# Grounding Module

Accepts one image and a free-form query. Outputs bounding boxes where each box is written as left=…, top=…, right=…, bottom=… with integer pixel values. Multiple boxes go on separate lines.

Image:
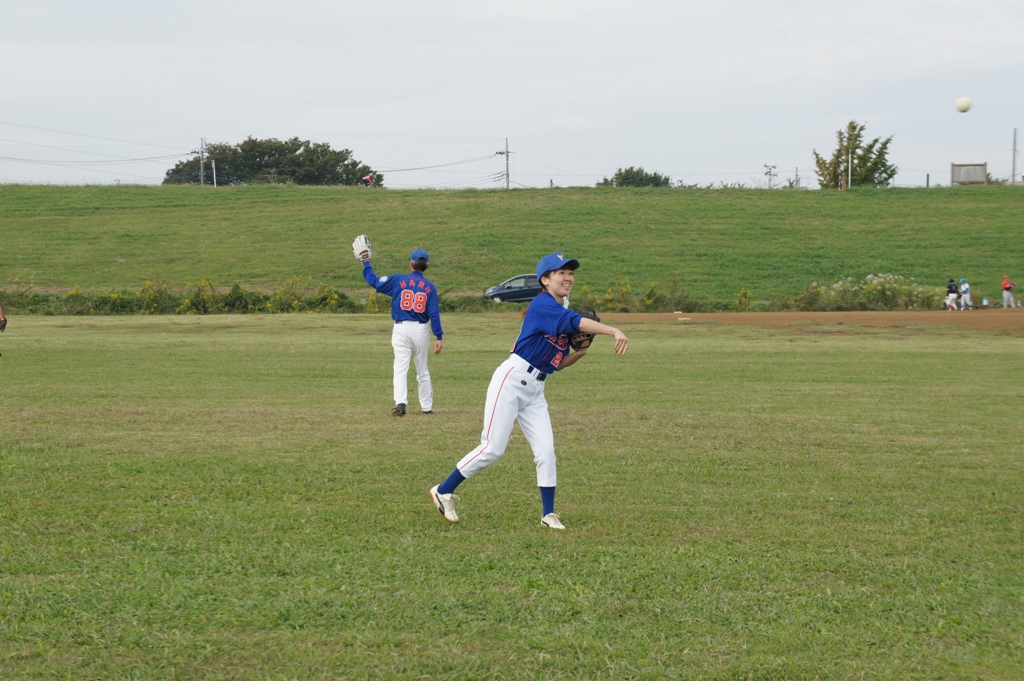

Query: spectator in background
left=1002, top=275, right=1017, bottom=308
left=959, top=278, right=973, bottom=310
left=945, top=279, right=959, bottom=311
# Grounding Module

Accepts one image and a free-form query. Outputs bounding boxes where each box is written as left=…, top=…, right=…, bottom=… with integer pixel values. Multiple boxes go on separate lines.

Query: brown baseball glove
left=569, top=306, right=599, bottom=351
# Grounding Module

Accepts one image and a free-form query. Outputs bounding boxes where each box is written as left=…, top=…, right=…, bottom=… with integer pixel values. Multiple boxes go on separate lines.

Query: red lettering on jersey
left=544, top=334, right=570, bottom=351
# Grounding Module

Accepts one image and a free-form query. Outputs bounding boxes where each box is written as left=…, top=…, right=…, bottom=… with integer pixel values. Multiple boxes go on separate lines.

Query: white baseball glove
left=352, top=234, right=372, bottom=262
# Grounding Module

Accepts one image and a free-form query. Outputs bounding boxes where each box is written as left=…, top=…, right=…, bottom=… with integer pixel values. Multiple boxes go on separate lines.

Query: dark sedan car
left=484, top=274, right=542, bottom=303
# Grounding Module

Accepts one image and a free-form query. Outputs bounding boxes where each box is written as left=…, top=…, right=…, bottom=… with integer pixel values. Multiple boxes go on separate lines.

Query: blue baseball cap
left=536, top=252, right=580, bottom=279
left=410, top=249, right=429, bottom=262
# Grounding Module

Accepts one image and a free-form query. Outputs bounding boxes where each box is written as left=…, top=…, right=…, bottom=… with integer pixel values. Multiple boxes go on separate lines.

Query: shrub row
left=776, top=274, right=945, bottom=312
left=0, top=277, right=504, bottom=316
left=0, top=274, right=946, bottom=316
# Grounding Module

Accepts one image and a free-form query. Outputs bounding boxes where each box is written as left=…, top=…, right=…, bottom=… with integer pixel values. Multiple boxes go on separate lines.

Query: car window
left=507, top=277, right=526, bottom=288
left=526, top=276, right=538, bottom=287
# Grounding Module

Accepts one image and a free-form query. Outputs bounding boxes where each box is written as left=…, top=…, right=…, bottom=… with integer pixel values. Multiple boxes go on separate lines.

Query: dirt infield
left=607, top=309, right=1024, bottom=334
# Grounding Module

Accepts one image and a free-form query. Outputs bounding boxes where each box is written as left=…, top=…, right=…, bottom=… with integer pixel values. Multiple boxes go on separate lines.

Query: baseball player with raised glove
left=353, top=234, right=444, bottom=416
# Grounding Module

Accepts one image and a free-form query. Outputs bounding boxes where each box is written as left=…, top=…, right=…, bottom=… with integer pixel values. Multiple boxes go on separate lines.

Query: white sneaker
left=429, top=485, right=459, bottom=523
left=541, top=513, right=565, bottom=530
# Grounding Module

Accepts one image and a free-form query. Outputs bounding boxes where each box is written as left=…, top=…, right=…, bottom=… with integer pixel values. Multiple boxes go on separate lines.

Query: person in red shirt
left=1002, top=275, right=1017, bottom=308
left=0, top=305, right=6, bottom=357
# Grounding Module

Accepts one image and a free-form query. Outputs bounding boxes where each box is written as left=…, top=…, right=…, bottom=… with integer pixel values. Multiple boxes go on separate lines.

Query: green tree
left=597, top=166, right=671, bottom=188
left=813, top=121, right=897, bottom=189
left=163, top=137, right=380, bottom=186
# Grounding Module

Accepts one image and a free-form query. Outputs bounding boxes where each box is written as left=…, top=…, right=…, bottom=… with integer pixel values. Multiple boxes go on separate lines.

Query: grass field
left=2, top=314, right=1021, bottom=679
left=2, top=184, right=1022, bottom=307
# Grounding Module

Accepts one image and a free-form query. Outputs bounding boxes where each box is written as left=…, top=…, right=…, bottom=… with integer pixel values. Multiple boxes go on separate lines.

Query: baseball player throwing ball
left=353, top=235, right=443, bottom=416
left=429, top=252, right=629, bottom=530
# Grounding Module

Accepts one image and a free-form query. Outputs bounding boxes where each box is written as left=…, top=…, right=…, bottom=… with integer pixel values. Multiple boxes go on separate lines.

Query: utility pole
left=764, top=164, right=777, bottom=189
left=200, top=138, right=206, bottom=186
left=1013, top=128, right=1018, bottom=186
left=496, top=138, right=510, bottom=189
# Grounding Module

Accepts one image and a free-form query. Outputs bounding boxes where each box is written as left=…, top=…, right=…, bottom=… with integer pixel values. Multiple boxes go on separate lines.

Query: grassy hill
left=2, top=184, right=1021, bottom=308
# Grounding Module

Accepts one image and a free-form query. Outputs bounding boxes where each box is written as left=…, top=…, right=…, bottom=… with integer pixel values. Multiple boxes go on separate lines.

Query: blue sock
left=540, top=486, right=556, bottom=516
left=438, top=469, right=466, bottom=495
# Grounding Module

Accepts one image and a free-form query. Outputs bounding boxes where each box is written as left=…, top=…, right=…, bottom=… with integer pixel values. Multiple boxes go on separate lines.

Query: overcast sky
left=2, top=0, right=1022, bottom=189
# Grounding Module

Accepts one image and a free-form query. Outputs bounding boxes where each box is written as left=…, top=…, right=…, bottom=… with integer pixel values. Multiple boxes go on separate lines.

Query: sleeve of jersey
left=536, top=300, right=581, bottom=337
left=428, top=291, right=443, bottom=340
left=362, top=263, right=396, bottom=295
left=361, top=262, right=382, bottom=290
left=559, top=308, right=583, bottom=336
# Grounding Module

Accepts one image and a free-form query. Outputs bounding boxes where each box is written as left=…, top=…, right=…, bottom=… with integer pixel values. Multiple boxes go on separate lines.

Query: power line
left=0, top=157, right=165, bottom=181
left=0, top=153, right=190, bottom=166
left=0, top=119, right=188, bottom=151
left=378, top=154, right=496, bottom=173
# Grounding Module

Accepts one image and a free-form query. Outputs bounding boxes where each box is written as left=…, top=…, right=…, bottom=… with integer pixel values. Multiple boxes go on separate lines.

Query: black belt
left=527, top=365, right=547, bottom=381
left=395, top=320, right=426, bottom=325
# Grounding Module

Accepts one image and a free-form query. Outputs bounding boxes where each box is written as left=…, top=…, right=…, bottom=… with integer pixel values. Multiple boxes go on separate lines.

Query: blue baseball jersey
left=363, top=263, right=443, bottom=340
left=510, top=292, right=582, bottom=374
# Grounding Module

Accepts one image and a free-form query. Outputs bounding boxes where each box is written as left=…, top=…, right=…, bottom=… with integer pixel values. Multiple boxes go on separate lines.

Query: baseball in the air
left=955, top=97, right=971, bottom=113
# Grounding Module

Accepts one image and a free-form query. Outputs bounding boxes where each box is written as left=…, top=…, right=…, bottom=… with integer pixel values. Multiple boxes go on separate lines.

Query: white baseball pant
left=960, top=292, right=972, bottom=310
left=392, top=321, right=433, bottom=411
left=1003, top=291, right=1017, bottom=308
left=455, top=354, right=557, bottom=487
